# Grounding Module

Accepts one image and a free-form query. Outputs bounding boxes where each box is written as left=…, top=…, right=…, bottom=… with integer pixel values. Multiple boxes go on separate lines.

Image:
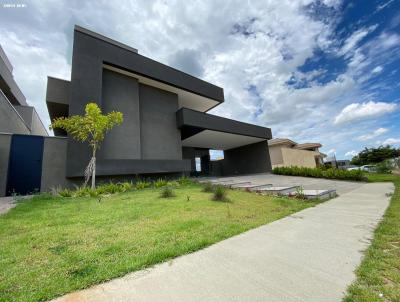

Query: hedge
left=272, top=166, right=366, bottom=181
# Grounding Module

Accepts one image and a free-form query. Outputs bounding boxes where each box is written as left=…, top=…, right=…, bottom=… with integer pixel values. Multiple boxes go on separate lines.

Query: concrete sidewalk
left=52, top=182, right=394, bottom=302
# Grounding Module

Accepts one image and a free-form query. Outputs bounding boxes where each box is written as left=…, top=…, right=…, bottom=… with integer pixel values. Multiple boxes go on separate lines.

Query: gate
left=6, top=135, right=44, bottom=196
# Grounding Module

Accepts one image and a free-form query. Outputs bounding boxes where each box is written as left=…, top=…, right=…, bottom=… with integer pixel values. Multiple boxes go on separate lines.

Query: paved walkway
left=0, top=196, right=17, bottom=215
left=53, top=182, right=394, bottom=302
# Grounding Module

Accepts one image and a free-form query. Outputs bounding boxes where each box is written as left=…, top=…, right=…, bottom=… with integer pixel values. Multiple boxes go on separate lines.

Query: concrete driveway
left=52, top=181, right=393, bottom=302
left=199, top=173, right=364, bottom=195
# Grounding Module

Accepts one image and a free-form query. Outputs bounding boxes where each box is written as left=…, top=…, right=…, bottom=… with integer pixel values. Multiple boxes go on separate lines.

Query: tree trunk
left=91, top=148, right=96, bottom=190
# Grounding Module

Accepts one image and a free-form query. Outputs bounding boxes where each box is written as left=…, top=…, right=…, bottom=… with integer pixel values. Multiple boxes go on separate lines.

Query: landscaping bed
left=0, top=182, right=321, bottom=302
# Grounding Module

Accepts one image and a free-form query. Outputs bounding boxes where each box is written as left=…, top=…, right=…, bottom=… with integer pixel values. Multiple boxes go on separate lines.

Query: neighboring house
left=268, top=138, right=325, bottom=168
left=0, top=45, right=48, bottom=136
left=0, top=25, right=273, bottom=196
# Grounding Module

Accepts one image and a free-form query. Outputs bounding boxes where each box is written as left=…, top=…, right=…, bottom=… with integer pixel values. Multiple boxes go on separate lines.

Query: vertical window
left=195, top=157, right=201, bottom=172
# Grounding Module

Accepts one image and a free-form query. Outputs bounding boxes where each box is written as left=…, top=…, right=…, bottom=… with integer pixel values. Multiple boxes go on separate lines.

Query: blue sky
left=0, top=0, right=399, bottom=159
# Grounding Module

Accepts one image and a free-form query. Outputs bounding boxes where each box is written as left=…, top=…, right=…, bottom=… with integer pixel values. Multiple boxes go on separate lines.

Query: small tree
left=50, top=102, right=123, bottom=189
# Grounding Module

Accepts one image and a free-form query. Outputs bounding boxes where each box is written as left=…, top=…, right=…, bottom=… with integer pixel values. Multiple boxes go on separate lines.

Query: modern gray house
left=0, top=25, right=272, bottom=196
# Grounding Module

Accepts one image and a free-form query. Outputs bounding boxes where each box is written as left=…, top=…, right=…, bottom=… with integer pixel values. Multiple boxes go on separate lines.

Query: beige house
left=268, top=138, right=326, bottom=168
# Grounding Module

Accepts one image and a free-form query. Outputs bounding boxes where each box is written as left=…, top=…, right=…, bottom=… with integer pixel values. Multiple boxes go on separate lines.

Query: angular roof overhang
left=74, top=25, right=224, bottom=112
left=177, top=108, right=272, bottom=150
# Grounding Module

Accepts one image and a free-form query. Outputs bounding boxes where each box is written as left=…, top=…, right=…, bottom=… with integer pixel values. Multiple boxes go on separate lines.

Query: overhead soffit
left=182, top=129, right=266, bottom=150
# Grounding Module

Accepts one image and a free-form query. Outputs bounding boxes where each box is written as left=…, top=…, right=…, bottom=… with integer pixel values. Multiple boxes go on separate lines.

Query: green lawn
left=345, top=173, right=400, bottom=301
left=0, top=183, right=320, bottom=302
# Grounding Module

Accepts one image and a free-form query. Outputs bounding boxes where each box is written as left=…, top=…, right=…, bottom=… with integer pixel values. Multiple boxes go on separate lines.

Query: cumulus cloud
left=334, top=101, right=397, bottom=124
left=382, top=138, right=400, bottom=145
left=357, top=127, right=388, bottom=141
left=345, top=150, right=358, bottom=157
left=0, top=0, right=399, bottom=158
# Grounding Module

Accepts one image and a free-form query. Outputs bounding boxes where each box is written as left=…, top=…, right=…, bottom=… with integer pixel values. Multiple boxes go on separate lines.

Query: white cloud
left=382, top=138, right=400, bottom=145
left=345, top=150, right=358, bottom=157
left=357, top=127, right=388, bottom=141
left=334, top=101, right=397, bottom=124
left=327, top=148, right=336, bottom=155
left=338, top=25, right=377, bottom=57
left=371, top=65, right=383, bottom=74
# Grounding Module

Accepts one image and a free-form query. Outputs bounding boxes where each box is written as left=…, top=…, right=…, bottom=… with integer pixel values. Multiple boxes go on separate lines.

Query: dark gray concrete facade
left=11, top=24, right=275, bottom=195
left=223, top=141, right=272, bottom=175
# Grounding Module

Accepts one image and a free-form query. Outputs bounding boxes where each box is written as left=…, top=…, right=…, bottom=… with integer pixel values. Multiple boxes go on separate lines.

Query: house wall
left=223, top=140, right=271, bottom=175
left=0, top=93, right=30, bottom=135
left=139, top=83, right=182, bottom=160
left=268, top=145, right=284, bottom=166
left=40, top=136, right=72, bottom=192
left=100, top=68, right=141, bottom=159
left=275, top=147, right=319, bottom=168
left=15, top=105, right=48, bottom=136
left=0, top=133, right=12, bottom=196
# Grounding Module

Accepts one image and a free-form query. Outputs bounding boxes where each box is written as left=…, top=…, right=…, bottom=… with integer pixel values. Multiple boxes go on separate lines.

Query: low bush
left=212, top=185, right=228, bottom=202
left=135, top=180, right=151, bottom=190
left=202, top=182, right=215, bottom=193
left=54, top=182, right=134, bottom=198
left=272, top=166, right=366, bottom=181
left=376, top=159, right=393, bottom=174
left=160, top=186, right=176, bottom=198
left=177, top=176, right=193, bottom=186
left=154, top=178, right=168, bottom=188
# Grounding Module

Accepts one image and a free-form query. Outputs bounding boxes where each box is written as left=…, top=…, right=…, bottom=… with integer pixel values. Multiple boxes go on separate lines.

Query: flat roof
left=177, top=108, right=271, bottom=150
left=75, top=25, right=138, bottom=53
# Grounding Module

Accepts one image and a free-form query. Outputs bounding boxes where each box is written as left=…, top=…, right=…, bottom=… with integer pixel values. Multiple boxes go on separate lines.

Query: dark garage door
left=6, top=135, right=44, bottom=196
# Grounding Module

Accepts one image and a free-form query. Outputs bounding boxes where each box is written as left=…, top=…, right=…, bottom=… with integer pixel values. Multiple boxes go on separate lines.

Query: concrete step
left=218, top=181, right=252, bottom=188
left=255, top=186, right=299, bottom=195
left=234, top=184, right=273, bottom=190
left=287, top=189, right=337, bottom=200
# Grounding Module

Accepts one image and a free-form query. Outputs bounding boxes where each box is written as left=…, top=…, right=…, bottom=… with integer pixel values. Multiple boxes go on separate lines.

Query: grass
left=0, top=183, right=321, bottom=302
left=344, top=173, right=400, bottom=301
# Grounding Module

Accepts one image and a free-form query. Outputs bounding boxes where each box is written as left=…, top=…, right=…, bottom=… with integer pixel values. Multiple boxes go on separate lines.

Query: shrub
left=135, top=180, right=151, bottom=190
left=160, top=186, right=176, bottom=198
left=177, top=176, right=192, bottom=186
left=294, top=186, right=306, bottom=200
left=166, top=180, right=180, bottom=187
left=212, top=185, right=228, bottom=202
left=202, top=182, right=214, bottom=192
left=154, top=178, right=168, bottom=188
left=51, top=186, right=73, bottom=197
left=73, top=185, right=92, bottom=197
left=272, top=166, right=365, bottom=181
left=96, top=182, right=133, bottom=194
left=376, top=160, right=393, bottom=174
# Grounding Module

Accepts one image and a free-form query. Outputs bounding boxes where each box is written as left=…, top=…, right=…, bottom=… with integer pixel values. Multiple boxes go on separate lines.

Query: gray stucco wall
left=0, top=133, right=11, bottom=196
left=222, top=140, right=272, bottom=175
left=15, top=105, right=48, bottom=136
left=100, top=69, right=141, bottom=159
left=0, top=93, right=30, bottom=134
left=139, top=84, right=182, bottom=160
left=40, top=136, right=72, bottom=192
